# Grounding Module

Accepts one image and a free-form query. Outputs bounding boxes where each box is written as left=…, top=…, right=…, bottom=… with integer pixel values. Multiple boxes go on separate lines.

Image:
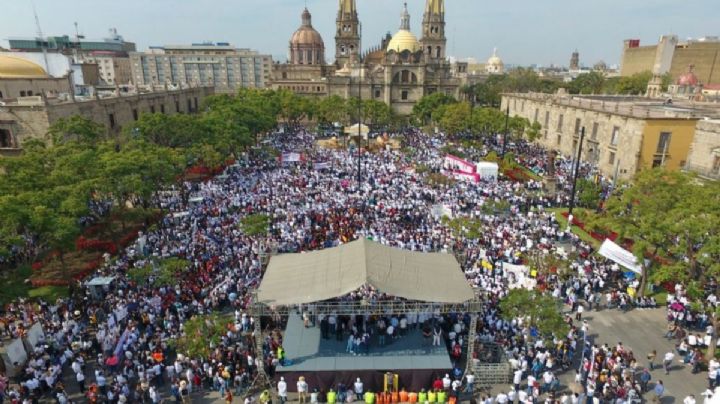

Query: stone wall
left=0, top=86, right=214, bottom=148
left=686, top=119, right=720, bottom=180
left=502, top=94, right=652, bottom=180
left=0, top=77, right=72, bottom=100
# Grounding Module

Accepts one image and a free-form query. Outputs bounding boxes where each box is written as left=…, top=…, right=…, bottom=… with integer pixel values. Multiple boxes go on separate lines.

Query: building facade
left=502, top=93, right=720, bottom=180
left=685, top=119, right=720, bottom=180
left=271, top=0, right=461, bottom=116
left=0, top=54, right=71, bottom=100
left=130, top=44, right=272, bottom=93
left=621, top=35, right=720, bottom=85
left=0, top=86, right=213, bottom=150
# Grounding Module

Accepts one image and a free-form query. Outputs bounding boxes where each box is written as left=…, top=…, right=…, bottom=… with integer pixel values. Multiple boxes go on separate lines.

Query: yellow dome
left=386, top=30, right=420, bottom=53
left=0, top=54, right=47, bottom=78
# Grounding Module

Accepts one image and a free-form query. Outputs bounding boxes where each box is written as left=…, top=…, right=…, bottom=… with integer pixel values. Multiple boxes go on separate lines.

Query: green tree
left=240, top=214, right=270, bottom=236
left=614, top=71, right=654, bottom=95
left=568, top=71, right=606, bottom=95
left=48, top=115, right=105, bottom=145
left=412, top=93, right=457, bottom=125
left=499, top=289, right=569, bottom=337
left=576, top=178, right=603, bottom=210
left=173, top=313, right=230, bottom=359
left=438, top=102, right=472, bottom=135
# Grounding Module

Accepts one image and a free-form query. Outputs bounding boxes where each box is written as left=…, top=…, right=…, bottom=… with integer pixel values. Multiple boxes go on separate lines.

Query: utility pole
left=568, top=127, right=586, bottom=215
left=357, top=70, right=362, bottom=186
left=501, top=105, right=510, bottom=157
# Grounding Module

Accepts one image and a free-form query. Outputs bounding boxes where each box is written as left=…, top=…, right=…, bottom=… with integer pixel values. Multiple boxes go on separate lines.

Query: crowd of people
left=0, top=126, right=705, bottom=403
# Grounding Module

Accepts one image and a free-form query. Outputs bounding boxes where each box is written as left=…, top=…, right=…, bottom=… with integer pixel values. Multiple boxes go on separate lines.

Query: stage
left=275, top=313, right=453, bottom=392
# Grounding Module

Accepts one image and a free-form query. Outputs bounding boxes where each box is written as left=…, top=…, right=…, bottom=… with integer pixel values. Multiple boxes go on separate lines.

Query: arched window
left=436, top=46, right=441, bottom=58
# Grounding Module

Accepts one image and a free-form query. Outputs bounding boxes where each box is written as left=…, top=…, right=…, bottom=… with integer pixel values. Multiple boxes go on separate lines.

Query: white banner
left=5, top=338, right=27, bottom=366
left=314, top=162, right=331, bottom=170
left=501, top=262, right=536, bottom=290
left=598, top=239, right=642, bottom=274
left=26, top=323, right=45, bottom=348
left=281, top=152, right=302, bottom=162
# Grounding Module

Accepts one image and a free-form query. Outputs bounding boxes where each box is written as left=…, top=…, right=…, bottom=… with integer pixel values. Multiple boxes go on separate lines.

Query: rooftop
left=503, top=92, right=720, bottom=120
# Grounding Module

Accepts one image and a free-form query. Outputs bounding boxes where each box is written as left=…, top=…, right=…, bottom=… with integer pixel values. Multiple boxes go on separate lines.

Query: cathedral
left=271, top=0, right=462, bottom=116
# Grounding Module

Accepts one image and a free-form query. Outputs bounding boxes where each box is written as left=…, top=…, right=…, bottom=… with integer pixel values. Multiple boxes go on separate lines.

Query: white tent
left=345, top=123, right=370, bottom=139
left=476, top=162, right=499, bottom=180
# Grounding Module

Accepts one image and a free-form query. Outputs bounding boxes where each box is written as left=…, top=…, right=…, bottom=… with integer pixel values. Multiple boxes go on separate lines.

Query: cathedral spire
left=335, top=0, right=360, bottom=67
left=399, top=3, right=410, bottom=31
left=421, top=0, right=446, bottom=61
left=339, top=0, right=356, bottom=16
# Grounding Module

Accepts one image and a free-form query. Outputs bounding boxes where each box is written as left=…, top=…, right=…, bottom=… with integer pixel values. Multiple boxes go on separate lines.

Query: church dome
left=290, top=9, right=325, bottom=48
left=289, top=8, right=325, bottom=65
left=677, top=65, right=699, bottom=86
left=387, top=30, right=420, bottom=53
left=0, top=54, right=47, bottom=78
left=386, top=3, right=420, bottom=53
left=486, top=48, right=504, bottom=74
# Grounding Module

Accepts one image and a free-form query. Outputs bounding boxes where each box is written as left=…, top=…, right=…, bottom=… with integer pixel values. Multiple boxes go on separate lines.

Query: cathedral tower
left=335, top=0, right=360, bottom=67
left=420, top=0, right=446, bottom=61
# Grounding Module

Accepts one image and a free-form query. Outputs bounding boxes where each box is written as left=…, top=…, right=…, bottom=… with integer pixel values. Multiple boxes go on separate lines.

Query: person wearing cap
left=277, top=377, right=287, bottom=404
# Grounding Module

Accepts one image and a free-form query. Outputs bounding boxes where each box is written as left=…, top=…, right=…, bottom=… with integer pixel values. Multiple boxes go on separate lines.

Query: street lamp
left=568, top=126, right=586, bottom=215
left=501, top=106, right=509, bottom=158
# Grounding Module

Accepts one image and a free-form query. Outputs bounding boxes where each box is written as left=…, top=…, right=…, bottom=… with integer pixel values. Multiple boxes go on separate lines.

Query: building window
left=544, top=111, right=549, bottom=127
left=534, top=108, right=539, bottom=123
left=0, top=129, right=13, bottom=148
left=610, top=126, right=620, bottom=146
left=557, top=135, right=561, bottom=145
left=0, top=90, right=3, bottom=98
left=657, top=132, right=671, bottom=154
left=175, top=101, right=180, bottom=113
left=132, top=109, right=138, bottom=121
left=27, top=90, right=33, bottom=96
left=108, top=113, right=116, bottom=129
left=591, top=122, right=599, bottom=140
left=557, top=114, right=564, bottom=131
left=609, top=151, right=615, bottom=165
left=401, top=90, right=409, bottom=100
left=375, top=89, right=381, bottom=98
left=20, top=91, right=26, bottom=97
left=161, top=104, right=166, bottom=114
left=187, top=99, right=192, bottom=112
left=574, top=118, right=581, bottom=135
left=194, top=97, right=198, bottom=110
left=150, top=105, right=155, bottom=114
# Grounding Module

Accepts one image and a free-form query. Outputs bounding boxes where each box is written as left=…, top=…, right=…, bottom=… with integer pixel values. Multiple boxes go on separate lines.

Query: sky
left=1, top=0, right=717, bottom=67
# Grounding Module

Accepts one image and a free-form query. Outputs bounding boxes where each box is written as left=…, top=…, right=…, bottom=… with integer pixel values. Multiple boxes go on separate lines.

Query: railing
left=684, top=163, right=720, bottom=180
left=471, top=342, right=512, bottom=387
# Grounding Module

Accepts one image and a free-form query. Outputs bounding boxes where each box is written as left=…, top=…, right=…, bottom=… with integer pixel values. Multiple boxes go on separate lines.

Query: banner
left=26, top=323, right=45, bottom=348
left=442, top=170, right=480, bottom=183
left=280, top=152, right=302, bottom=162
left=443, top=154, right=476, bottom=174
left=598, top=239, right=642, bottom=274
left=5, top=338, right=27, bottom=366
left=314, top=162, right=331, bottom=170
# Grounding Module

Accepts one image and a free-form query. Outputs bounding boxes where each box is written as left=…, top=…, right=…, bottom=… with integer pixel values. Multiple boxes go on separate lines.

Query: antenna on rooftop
left=31, top=0, right=50, bottom=72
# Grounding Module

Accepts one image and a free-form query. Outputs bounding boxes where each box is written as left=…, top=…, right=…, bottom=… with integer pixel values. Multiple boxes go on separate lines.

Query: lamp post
left=357, top=70, right=362, bottom=186
left=568, top=126, right=586, bottom=215
left=501, top=105, right=509, bottom=158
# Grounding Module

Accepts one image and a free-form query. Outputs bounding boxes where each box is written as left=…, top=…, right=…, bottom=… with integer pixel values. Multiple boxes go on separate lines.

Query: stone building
left=685, top=119, right=720, bottom=180
left=621, top=35, right=720, bottom=85
left=271, top=0, right=461, bottom=116
left=502, top=92, right=720, bottom=180
left=130, top=43, right=272, bottom=93
left=0, top=54, right=71, bottom=100
left=0, top=86, right=213, bottom=150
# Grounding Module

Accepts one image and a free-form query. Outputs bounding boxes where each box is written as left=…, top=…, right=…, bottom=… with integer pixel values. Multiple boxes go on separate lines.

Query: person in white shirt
left=354, top=378, right=364, bottom=401
left=465, top=373, right=475, bottom=394
left=663, top=351, right=675, bottom=375
left=683, top=394, right=696, bottom=404
left=496, top=391, right=509, bottom=403
left=442, top=374, right=451, bottom=389
left=297, top=376, right=309, bottom=403
left=277, top=377, right=288, bottom=404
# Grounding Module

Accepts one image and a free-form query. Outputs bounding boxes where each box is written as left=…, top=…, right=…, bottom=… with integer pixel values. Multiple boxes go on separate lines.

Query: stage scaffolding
left=247, top=290, right=513, bottom=393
